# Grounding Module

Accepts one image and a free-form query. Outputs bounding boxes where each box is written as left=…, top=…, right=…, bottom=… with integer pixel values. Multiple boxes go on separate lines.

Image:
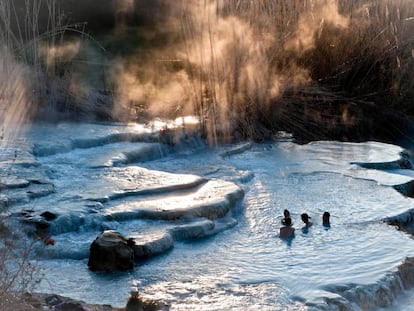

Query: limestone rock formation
left=88, top=230, right=134, bottom=271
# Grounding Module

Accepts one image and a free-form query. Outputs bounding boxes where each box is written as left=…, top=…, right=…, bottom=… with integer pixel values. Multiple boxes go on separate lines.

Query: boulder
left=40, top=211, right=57, bottom=221
left=126, top=290, right=168, bottom=311
left=88, top=230, right=134, bottom=271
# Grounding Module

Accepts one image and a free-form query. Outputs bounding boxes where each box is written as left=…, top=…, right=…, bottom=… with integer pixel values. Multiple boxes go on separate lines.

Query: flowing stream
left=3, top=122, right=414, bottom=310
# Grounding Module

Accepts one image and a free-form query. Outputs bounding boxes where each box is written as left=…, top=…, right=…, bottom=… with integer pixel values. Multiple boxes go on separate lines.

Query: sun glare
left=0, top=49, right=33, bottom=147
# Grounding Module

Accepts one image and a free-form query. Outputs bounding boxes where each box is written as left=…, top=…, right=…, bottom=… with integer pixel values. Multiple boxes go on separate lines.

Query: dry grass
left=0, top=235, right=39, bottom=311
left=0, top=0, right=114, bottom=127
left=84, top=1, right=395, bottom=145
left=2, top=0, right=414, bottom=140
left=0, top=1, right=63, bottom=308
left=172, top=0, right=414, bottom=142
left=2, top=0, right=409, bottom=143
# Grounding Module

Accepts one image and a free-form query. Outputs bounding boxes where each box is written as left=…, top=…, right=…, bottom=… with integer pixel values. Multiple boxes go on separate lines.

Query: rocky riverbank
left=3, top=291, right=168, bottom=311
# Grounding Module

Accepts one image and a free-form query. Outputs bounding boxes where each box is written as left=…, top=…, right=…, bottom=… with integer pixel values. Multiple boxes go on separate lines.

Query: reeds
left=0, top=0, right=63, bottom=142
left=3, top=0, right=414, bottom=142
left=175, top=0, right=414, bottom=143
left=0, top=0, right=70, bottom=306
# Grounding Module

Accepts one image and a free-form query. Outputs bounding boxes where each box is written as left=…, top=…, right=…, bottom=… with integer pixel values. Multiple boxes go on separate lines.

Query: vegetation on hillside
left=2, top=0, right=414, bottom=144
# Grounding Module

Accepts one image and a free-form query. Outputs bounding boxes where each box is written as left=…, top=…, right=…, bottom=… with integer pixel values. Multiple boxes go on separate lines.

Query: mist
left=2, top=0, right=414, bottom=143
left=0, top=48, right=34, bottom=145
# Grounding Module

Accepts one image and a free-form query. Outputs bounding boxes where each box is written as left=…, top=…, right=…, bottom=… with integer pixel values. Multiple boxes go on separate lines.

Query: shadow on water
left=280, top=235, right=295, bottom=248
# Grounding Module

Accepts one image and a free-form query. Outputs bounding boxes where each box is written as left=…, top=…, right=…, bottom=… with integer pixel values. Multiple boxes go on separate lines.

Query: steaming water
left=4, top=122, right=414, bottom=310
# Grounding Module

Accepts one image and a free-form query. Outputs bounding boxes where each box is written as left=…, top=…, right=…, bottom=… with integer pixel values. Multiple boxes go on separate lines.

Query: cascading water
left=3, top=122, right=414, bottom=310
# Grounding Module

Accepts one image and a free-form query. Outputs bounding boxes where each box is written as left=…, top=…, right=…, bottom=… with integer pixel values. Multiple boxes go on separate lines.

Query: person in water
left=281, top=209, right=290, bottom=225
left=279, top=217, right=295, bottom=238
left=322, top=211, right=331, bottom=227
left=301, top=213, right=312, bottom=227
left=300, top=213, right=312, bottom=234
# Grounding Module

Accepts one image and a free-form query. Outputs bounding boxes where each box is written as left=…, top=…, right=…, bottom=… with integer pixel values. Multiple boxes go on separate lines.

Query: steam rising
left=114, top=0, right=134, bottom=29
left=288, top=0, right=349, bottom=52
left=1, top=0, right=352, bottom=144
left=42, top=41, right=81, bottom=67
left=0, top=48, right=34, bottom=146
left=107, top=0, right=348, bottom=143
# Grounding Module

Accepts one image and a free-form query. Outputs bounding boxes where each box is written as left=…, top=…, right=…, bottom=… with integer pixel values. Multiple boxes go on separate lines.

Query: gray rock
left=40, top=211, right=57, bottom=221
left=88, top=230, right=134, bottom=271
left=169, top=219, right=215, bottom=241
left=132, top=232, right=174, bottom=258
left=55, top=301, right=86, bottom=311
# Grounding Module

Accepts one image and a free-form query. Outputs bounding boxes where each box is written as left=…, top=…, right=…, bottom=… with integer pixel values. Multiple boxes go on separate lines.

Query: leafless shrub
left=0, top=230, right=39, bottom=311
